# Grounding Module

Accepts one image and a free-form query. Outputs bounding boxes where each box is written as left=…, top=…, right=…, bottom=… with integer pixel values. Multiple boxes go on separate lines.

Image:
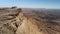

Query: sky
left=0, top=0, right=60, bottom=9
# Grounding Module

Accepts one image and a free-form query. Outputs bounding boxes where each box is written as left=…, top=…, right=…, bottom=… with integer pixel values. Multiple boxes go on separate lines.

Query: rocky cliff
left=0, top=7, right=60, bottom=34
left=0, top=7, right=23, bottom=34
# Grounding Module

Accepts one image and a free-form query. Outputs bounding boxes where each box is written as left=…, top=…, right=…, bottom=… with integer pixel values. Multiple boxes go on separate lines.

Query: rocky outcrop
left=0, top=7, right=23, bottom=34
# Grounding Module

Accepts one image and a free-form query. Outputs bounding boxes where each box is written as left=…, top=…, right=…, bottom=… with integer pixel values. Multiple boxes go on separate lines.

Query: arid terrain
left=0, top=7, right=60, bottom=34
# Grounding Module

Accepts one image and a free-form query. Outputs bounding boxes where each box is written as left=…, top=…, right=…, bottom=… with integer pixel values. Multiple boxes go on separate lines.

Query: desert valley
left=0, top=7, right=60, bottom=34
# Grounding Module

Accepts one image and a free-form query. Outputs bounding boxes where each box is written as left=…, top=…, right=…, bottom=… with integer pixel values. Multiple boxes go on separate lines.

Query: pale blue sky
left=0, top=0, right=60, bottom=9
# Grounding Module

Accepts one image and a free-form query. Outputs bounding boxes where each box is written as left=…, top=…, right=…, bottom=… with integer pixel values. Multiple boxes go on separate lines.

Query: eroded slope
left=0, top=7, right=60, bottom=34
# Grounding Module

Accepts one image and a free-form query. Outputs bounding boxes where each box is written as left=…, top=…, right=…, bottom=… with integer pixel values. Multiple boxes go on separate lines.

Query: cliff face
left=0, top=7, right=60, bottom=34
left=0, top=7, right=23, bottom=34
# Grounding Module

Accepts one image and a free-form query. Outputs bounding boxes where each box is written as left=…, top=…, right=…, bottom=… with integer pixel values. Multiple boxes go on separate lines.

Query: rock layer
left=0, top=7, right=23, bottom=34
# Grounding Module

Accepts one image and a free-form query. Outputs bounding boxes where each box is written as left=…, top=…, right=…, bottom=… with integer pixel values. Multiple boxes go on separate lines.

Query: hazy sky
left=0, top=0, right=60, bottom=9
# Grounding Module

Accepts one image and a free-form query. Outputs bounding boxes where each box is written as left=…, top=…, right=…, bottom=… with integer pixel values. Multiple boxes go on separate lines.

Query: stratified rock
left=0, top=7, right=23, bottom=34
